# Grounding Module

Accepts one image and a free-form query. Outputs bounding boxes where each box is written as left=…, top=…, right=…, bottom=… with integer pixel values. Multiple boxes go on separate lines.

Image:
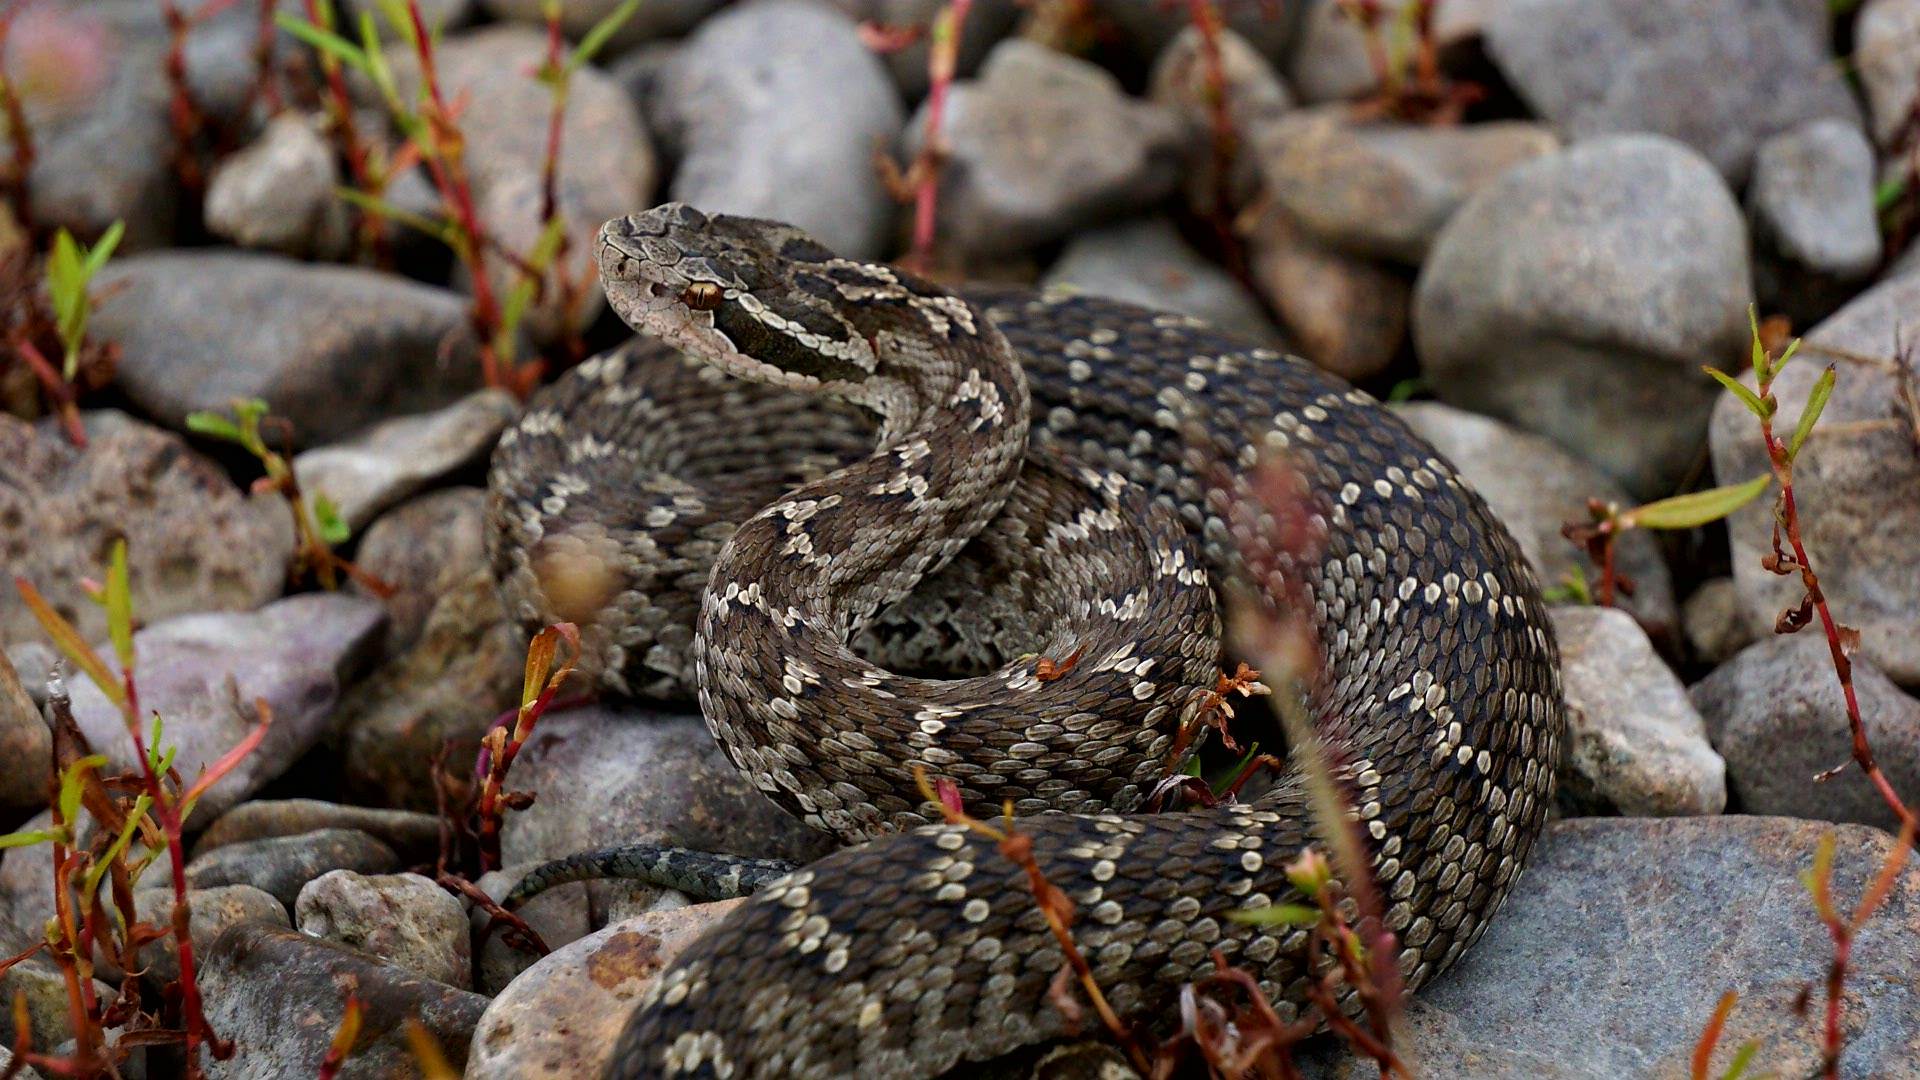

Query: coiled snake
left=487, top=204, right=1563, bottom=1078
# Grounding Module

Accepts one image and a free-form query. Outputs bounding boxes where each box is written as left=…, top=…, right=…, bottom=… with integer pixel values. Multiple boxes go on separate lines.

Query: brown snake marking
left=486, top=204, right=1563, bottom=1078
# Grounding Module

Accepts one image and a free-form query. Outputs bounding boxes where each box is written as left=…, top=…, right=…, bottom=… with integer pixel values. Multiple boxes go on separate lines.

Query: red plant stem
left=908, top=0, right=972, bottom=271
left=160, top=0, right=207, bottom=193
left=251, top=0, right=282, bottom=114
left=538, top=9, right=566, bottom=230
left=0, top=2, right=35, bottom=235
left=14, top=338, right=86, bottom=448
left=1182, top=0, right=1243, bottom=273
left=302, top=0, right=387, bottom=264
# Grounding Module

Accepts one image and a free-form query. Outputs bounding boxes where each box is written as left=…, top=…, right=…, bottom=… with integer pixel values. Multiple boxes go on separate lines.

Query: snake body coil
left=488, top=204, right=1563, bottom=1078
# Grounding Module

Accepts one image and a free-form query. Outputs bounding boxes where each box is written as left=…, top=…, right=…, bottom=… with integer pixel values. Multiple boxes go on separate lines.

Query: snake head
left=598, top=204, right=884, bottom=391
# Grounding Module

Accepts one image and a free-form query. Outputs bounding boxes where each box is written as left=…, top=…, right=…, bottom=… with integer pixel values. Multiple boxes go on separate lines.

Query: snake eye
left=681, top=283, right=724, bottom=311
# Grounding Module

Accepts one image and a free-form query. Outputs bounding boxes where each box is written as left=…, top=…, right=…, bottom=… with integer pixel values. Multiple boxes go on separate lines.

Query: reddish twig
left=472, top=622, right=579, bottom=871
left=0, top=1, right=35, bottom=235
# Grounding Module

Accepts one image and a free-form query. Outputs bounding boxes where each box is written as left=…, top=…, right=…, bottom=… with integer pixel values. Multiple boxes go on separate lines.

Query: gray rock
left=1148, top=24, right=1292, bottom=214
left=0, top=648, right=49, bottom=809
left=114, top=884, right=289, bottom=986
left=1253, top=111, right=1558, bottom=264
left=1304, top=817, right=1920, bottom=1078
left=1682, top=578, right=1759, bottom=666
left=1484, top=0, right=1861, bottom=184
left=1042, top=217, right=1282, bottom=345
left=204, top=112, right=351, bottom=259
left=1692, top=635, right=1920, bottom=832
left=1707, top=273, right=1920, bottom=684
left=395, top=25, right=657, bottom=342
left=64, top=594, right=387, bottom=818
left=0, top=810, right=101, bottom=950
left=194, top=800, right=444, bottom=865
left=0, top=1047, right=39, bottom=1080
left=92, top=252, right=487, bottom=448
left=186, top=828, right=401, bottom=909
left=465, top=901, right=745, bottom=1079
left=653, top=0, right=903, bottom=259
left=1550, top=605, right=1725, bottom=817
left=906, top=40, right=1190, bottom=261
left=1394, top=402, right=1677, bottom=638
left=499, top=704, right=835, bottom=874
left=0, top=955, right=114, bottom=1059
left=1857, top=0, right=1920, bottom=150
left=292, top=390, right=518, bottom=533
left=350, top=486, right=496, bottom=650
left=472, top=864, right=594, bottom=995
left=1245, top=203, right=1407, bottom=382
left=478, top=0, right=719, bottom=48
left=199, top=922, right=487, bottom=1079
left=0, top=411, right=290, bottom=647
left=1285, top=0, right=1489, bottom=105
left=825, top=0, right=1022, bottom=99
left=296, top=870, right=472, bottom=989
left=1413, top=135, right=1752, bottom=499
left=1748, top=119, right=1882, bottom=327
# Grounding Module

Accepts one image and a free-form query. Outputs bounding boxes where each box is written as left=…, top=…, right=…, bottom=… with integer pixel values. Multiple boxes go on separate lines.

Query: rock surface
left=1747, top=119, right=1882, bottom=327
left=1707, top=272, right=1920, bottom=684
left=1414, top=135, right=1752, bottom=498
left=1042, top=217, right=1282, bottom=345
left=1149, top=24, right=1292, bottom=213
left=0, top=411, right=290, bottom=646
left=1681, top=578, right=1759, bottom=666
left=63, top=593, right=387, bottom=817
left=296, top=870, right=472, bottom=989
left=1856, top=0, right=1920, bottom=149
left=826, top=0, right=1021, bottom=99
left=1305, top=817, right=1920, bottom=1078
left=204, top=112, right=350, bottom=259
left=651, top=0, right=903, bottom=260
left=1483, top=0, right=1861, bottom=183
left=292, top=390, right=518, bottom=532
left=907, top=40, right=1190, bottom=260
left=1246, top=206, right=1407, bottom=383
left=465, top=901, right=745, bottom=1079
left=117, top=884, right=289, bottom=985
left=1692, top=635, right=1920, bottom=833
left=348, top=487, right=499, bottom=650
left=0, top=648, right=50, bottom=808
left=186, top=828, right=401, bottom=908
left=194, top=799, right=443, bottom=864
left=93, top=252, right=486, bottom=448
left=1550, top=606, right=1725, bottom=817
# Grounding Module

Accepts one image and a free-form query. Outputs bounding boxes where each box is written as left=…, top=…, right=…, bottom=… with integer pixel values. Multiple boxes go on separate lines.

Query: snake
left=486, top=203, right=1563, bottom=1079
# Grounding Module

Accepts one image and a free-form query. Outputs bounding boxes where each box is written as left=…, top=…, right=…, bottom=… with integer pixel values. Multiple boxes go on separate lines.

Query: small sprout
left=1787, top=364, right=1836, bottom=462
left=1619, top=474, right=1773, bottom=531
left=46, top=221, right=124, bottom=380
left=311, top=493, right=350, bottom=546
left=1283, top=847, right=1332, bottom=897
left=1704, top=366, right=1773, bottom=420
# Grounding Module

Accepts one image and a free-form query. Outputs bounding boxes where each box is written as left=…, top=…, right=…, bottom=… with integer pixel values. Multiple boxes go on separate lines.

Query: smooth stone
left=1394, top=402, right=1677, bottom=638
left=194, top=800, right=443, bottom=865
left=1245, top=204, right=1406, bottom=382
left=1707, top=272, right=1920, bottom=684
left=0, top=956, right=115, bottom=1058
left=0, top=648, right=50, bottom=809
left=1692, top=635, right=1920, bottom=833
left=1550, top=605, right=1725, bottom=817
left=113, top=884, right=289, bottom=986
left=296, top=870, right=472, bottom=989
left=1748, top=119, right=1883, bottom=328
left=905, top=39, right=1190, bottom=261
left=199, top=922, right=488, bottom=1078
left=1856, top=0, right=1920, bottom=149
left=1148, top=24, right=1292, bottom=214
left=1304, top=817, right=1920, bottom=1077
left=185, top=828, right=400, bottom=909
left=1483, top=0, right=1861, bottom=184
left=472, top=864, right=593, bottom=995
left=1413, top=134, right=1752, bottom=499
left=0, top=410, right=290, bottom=646
left=0, top=811, right=102, bottom=950
left=1253, top=111, right=1559, bottom=264
left=349, top=487, right=497, bottom=650
left=464, top=901, right=745, bottom=1079
left=824, top=0, right=1022, bottom=99
left=395, top=25, right=656, bottom=341
left=204, top=112, right=350, bottom=259
left=63, top=594, right=387, bottom=818
left=92, top=252, right=486, bottom=449
left=478, top=0, right=719, bottom=48
left=292, top=390, right=518, bottom=533
left=1682, top=577, right=1757, bottom=666
left=1042, top=217, right=1283, bottom=345
left=651, top=0, right=902, bottom=260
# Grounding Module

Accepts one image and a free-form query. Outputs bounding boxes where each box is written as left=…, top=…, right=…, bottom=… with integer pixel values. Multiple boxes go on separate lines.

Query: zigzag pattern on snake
left=486, top=203, right=1563, bottom=1079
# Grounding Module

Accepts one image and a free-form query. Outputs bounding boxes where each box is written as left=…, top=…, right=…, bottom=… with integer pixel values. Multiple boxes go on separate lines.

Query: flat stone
left=0, top=648, right=49, bottom=809
left=1707, top=272, right=1920, bottom=684
left=92, top=252, right=487, bottom=448
left=1692, top=635, right=1920, bottom=833
left=0, top=410, right=290, bottom=647
left=1394, top=402, right=1676, bottom=637
left=651, top=0, right=902, bottom=259
left=1254, top=111, right=1559, bottom=264
left=296, top=870, right=472, bottom=989
left=1748, top=118, right=1882, bottom=327
left=1484, top=0, right=1861, bottom=184
left=199, top=922, right=488, bottom=1078
left=1413, top=134, right=1752, bottom=499
left=292, top=390, right=518, bottom=532
left=1550, top=606, right=1725, bottom=816
left=1856, top=0, right=1920, bottom=149
left=1304, top=816, right=1920, bottom=1077
left=348, top=487, right=497, bottom=650
left=186, top=828, right=401, bottom=909
left=465, top=901, right=745, bottom=1079
left=194, top=800, right=444, bottom=865
left=63, top=593, right=388, bottom=818
left=1042, top=217, right=1282, bottom=345
left=204, top=112, right=351, bottom=259
left=1246, top=204, right=1407, bottom=383
left=906, top=39, right=1189, bottom=260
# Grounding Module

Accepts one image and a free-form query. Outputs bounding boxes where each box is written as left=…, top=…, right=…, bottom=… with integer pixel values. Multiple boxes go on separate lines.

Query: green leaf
left=275, top=12, right=371, bottom=73
left=1787, top=364, right=1836, bottom=462
left=80, top=793, right=151, bottom=900
left=105, top=539, right=133, bottom=670
left=1720, top=1039, right=1760, bottom=1080
left=184, top=411, right=244, bottom=444
left=1747, top=305, right=1768, bottom=384
left=148, top=712, right=165, bottom=774
left=1704, top=366, right=1772, bottom=420
left=312, top=493, right=351, bottom=546
left=1623, top=474, right=1773, bottom=531
left=1876, top=173, right=1909, bottom=211
left=1385, top=376, right=1426, bottom=404
left=1229, top=903, right=1323, bottom=928
left=0, top=829, right=62, bottom=850
left=569, top=0, right=643, bottom=73
left=81, top=221, right=124, bottom=278
left=57, top=754, right=106, bottom=826
left=335, top=187, right=457, bottom=248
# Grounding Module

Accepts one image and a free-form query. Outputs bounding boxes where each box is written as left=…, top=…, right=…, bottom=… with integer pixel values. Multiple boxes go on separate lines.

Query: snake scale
left=486, top=203, right=1563, bottom=1079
